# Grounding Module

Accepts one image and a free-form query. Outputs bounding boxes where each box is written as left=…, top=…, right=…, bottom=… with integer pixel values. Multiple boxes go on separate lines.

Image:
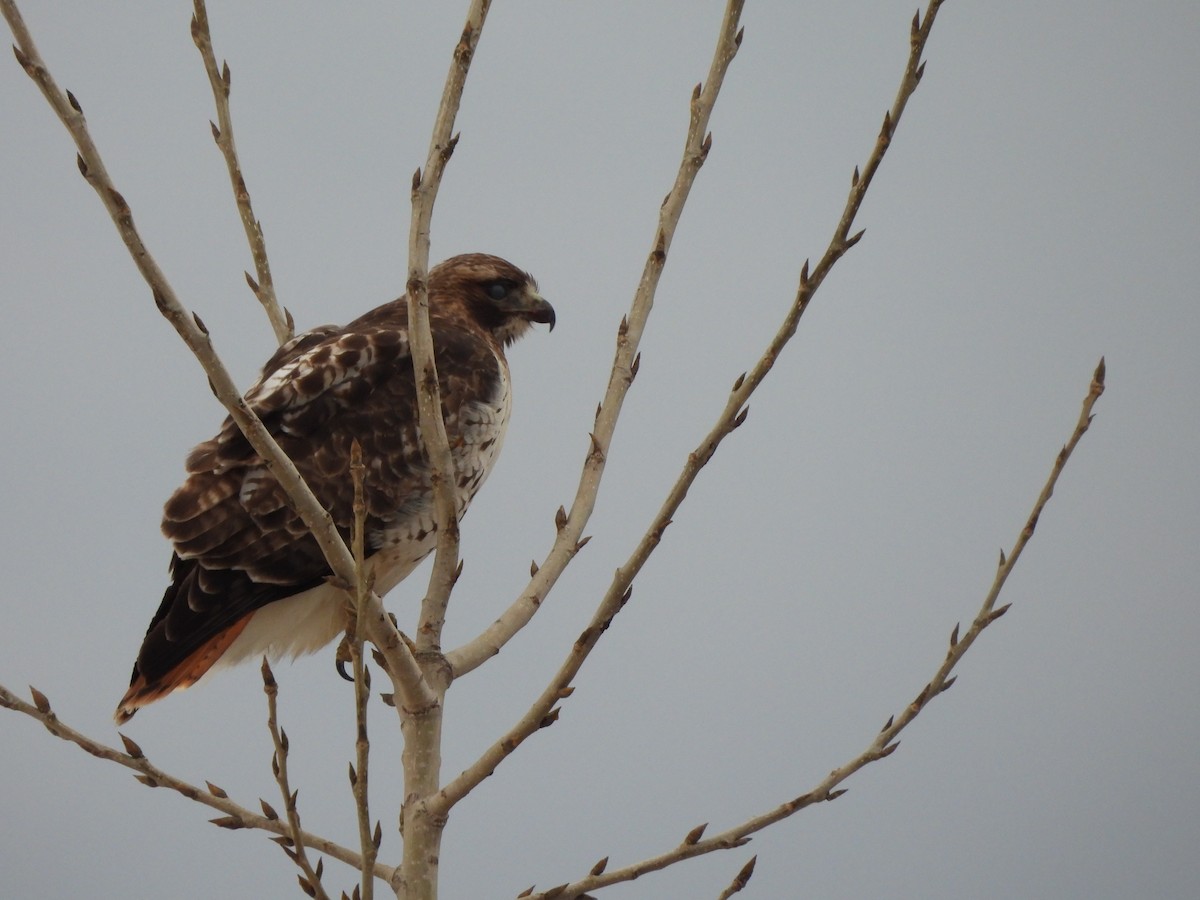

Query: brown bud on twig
left=683, top=822, right=708, bottom=845
left=986, top=603, right=1012, bottom=623
left=12, top=44, right=33, bottom=74
left=727, top=855, right=757, bottom=893
left=589, top=857, right=609, bottom=876
left=949, top=623, right=960, bottom=647
left=119, top=733, right=145, bottom=759
left=66, top=90, right=82, bottom=113
left=555, top=506, right=568, bottom=531
left=209, top=815, right=245, bottom=830
left=575, top=535, right=592, bottom=552
left=29, top=686, right=50, bottom=714
left=846, top=228, right=866, bottom=249
left=530, top=559, right=539, bottom=577
left=260, top=798, right=279, bottom=821
left=206, top=781, right=228, bottom=799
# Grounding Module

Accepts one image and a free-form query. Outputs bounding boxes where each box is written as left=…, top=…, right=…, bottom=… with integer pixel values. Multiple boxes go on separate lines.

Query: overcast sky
left=2, top=2, right=1197, bottom=898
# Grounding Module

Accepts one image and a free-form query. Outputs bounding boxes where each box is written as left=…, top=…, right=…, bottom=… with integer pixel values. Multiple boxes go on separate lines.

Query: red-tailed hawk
left=115, top=254, right=554, bottom=723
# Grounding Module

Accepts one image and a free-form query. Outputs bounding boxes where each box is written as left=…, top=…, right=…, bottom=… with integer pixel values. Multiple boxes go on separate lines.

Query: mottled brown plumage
left=116, top=254, right=553, bottom=722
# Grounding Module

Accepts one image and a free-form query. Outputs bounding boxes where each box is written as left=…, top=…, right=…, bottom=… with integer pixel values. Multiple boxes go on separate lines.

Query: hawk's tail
left=113, top=615, right=252, bottom=724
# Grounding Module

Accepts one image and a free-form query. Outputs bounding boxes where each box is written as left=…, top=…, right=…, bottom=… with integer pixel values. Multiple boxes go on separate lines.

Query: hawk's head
left=429, top=253, right=555, bottom=346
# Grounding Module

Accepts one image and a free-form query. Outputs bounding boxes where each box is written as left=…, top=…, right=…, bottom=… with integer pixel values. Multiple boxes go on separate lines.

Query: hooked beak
left=523, top=293, right=556, bottom=332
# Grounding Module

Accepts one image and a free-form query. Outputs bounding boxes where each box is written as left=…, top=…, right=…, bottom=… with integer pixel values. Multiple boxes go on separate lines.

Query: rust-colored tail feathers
left=114, top=615, right=251, bottom=724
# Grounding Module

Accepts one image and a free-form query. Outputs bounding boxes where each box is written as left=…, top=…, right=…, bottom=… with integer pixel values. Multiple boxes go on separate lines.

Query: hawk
left=115, top=254, right=554, bottom=723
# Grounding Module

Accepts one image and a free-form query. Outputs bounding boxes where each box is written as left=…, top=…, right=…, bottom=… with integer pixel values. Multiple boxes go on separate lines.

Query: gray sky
left=2, top=2, right=1197, bottom=897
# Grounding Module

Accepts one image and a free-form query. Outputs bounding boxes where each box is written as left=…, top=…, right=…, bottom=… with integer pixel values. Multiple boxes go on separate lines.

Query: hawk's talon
left=335, top=635, right=354, bottom=682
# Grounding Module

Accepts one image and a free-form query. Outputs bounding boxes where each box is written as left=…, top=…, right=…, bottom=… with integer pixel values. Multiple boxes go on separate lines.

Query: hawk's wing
left=124, top=312, right=506, bottom=715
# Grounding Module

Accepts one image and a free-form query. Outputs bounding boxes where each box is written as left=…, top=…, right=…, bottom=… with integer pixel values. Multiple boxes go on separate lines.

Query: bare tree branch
left=434, top=0, right=746, bottom=818
left=397, top=4, right=493, bottom=897
left=262, top=660, right=332, bottom=900
left=1, top=0, right=436, bottom=719
left=190, top=0, right=291, bottom=345
left=406, top=0, right=492, bottom=653
left=0, top=683, right=391, bottom=882
left=519, top=356, right=1105, bottom=898
left=447, top=0, right=745, bottom=676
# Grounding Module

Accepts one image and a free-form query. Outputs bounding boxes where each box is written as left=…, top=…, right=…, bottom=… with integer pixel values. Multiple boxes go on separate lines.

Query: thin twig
left=521, top=356, right=1105, bottom=898
left=1, top=0, right=436, bottom=718
left=349, top=443, right=378, bottom=900
left=190, top=0, right=290, bottom=345
left=716, top=856, right=757, bottom=899
left=0, top=682, right=392, bottom=882
left=262, top=660, right=332, bottom=900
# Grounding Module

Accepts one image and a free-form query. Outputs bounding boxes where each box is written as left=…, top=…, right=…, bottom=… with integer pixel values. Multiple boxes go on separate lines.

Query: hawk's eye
left=484, top=282, right=511, bottom=301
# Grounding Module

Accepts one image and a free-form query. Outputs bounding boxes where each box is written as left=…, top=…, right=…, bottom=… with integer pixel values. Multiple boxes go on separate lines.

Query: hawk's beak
left=523, top=293, right=556, bottom=332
